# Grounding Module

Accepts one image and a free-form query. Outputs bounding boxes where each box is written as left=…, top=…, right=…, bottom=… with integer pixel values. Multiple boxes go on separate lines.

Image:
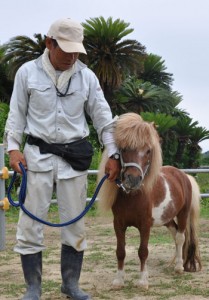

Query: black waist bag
left=27, top=136, right=94, bottom=171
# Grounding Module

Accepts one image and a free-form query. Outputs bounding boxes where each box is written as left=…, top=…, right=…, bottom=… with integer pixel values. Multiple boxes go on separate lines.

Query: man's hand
left=9, top=150, right=27, bottom=174
left=104, top=158, right=121, bottom=181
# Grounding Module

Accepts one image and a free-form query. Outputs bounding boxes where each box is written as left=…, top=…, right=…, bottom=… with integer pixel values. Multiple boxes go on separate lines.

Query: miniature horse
left=98, top=113, right=201, bottom=289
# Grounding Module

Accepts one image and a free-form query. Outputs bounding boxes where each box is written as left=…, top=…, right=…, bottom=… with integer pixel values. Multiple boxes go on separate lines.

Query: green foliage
left=141, top=112, right=177, bottom=135
left=0, top=16, right=209, bottom=168
left=172, top=115, right=209, bottom=168
left=141, top=112, right=179, bottom=165
left=1, top=33, right=46, bottom=79
left=140, top=53, right=174, bottom=90
left=201, top=151, right=209, bottom=165
left=114, top=77, right=181, bottom=115
left=197, top=173, right=209, bottom=218
left=200, top=198, right=209, bottom=218
left=82, top=16, right=146, bottom=104
left=196, top=173, right=209, bottom=195
left=0, top=102, right=9, bottom=143
left=0, top=48, right=13, bottom=102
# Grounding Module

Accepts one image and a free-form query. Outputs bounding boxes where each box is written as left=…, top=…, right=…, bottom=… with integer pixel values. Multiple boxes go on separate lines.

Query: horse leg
left=166, top=220, right=178, bottom=265
left=166, top=220, right=178, bottom=240
left=112, top=222, right=126, bottom=288
left=137, top=228, right=150, bottom=290
left=174, top=210, right=193, bottom=274
left=174, top=230, right=185, bottom=273
left=166, top=220, right=185, bottom=273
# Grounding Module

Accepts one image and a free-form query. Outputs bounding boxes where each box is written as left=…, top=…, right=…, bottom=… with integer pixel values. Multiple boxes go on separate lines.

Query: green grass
left=2, top=203, right=209, bottom=300
left=200, top=198, right=209, bottom=218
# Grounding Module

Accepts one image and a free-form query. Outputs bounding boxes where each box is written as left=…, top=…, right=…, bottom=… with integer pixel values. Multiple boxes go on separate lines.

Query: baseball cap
left=47, top=18, right=87, bottom=54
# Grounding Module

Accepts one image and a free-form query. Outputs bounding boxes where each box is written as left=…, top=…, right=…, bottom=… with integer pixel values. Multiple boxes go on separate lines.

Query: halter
left=118, top=150, right=151, bottom=192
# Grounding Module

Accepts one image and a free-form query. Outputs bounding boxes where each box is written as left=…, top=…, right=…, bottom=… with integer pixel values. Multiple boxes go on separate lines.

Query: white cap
left=47, top=18, right=87, bottom=54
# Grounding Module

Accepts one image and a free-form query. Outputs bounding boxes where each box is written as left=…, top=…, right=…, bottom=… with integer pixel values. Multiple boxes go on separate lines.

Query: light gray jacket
left=4, top=56, right=115, bottom=178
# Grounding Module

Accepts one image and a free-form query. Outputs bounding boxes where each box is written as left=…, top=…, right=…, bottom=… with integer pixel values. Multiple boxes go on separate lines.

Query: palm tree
left=82, top=17, right=146, bottom=103
left=0, top=102, right=9, bottom=142
left=187, top=126, right=209, bottom=167
left=141, top=112, right=178, bottom=165
left=140, top=53, right=174, bottom=90
left=173, top=115, right=199, bottom=167
left=1, top=33, right=46, bottom=79
left=141, top=111, right=177, bottom=135
left=0, top=48, right=13, bottom=102
left=114, top=77, right=182, bottom=115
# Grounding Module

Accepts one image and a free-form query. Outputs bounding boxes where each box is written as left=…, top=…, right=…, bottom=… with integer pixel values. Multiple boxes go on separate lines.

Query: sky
left=1, top=0, right=209, bottom=152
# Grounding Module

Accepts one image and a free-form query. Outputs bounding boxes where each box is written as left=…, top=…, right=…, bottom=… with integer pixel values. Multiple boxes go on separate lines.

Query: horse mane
left=98, top=113, right=163, bottom=211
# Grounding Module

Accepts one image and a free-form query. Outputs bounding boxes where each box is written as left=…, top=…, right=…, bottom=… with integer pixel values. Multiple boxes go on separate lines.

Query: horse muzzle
left=121, top=174, right=143, bottom=193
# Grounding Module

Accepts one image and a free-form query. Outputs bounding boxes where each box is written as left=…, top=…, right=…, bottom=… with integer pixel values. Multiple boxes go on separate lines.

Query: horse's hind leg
left=112, top=221, right=126, bottom=288
left=174, top=231, right=185, bottom=273
left=166, top=220, right=185, bottom=273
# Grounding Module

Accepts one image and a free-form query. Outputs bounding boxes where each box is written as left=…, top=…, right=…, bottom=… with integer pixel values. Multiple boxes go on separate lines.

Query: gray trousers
left=14, top=167, right=88, bottom=255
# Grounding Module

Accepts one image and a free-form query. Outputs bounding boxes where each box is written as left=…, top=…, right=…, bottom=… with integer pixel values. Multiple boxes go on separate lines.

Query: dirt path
left=0, top=215, right=209, bottom=300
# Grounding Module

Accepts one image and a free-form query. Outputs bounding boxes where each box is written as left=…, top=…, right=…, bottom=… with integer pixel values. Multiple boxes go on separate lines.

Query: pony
left=98, top=112, right=202, bottom=290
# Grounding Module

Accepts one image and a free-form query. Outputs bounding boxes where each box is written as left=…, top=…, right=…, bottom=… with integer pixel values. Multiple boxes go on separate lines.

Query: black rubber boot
left=21, top=252, right=42, bottom=300
left=61, top=244, right=91, bottom=300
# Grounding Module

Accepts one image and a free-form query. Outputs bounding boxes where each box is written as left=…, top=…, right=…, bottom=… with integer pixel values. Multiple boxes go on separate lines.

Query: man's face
left=46, top=38, right=79, bottom=71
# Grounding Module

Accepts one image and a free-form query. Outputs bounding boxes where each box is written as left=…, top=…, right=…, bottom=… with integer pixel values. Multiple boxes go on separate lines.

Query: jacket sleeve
left=4, top=66, right=29, bottom=150
left=84, top=70, right=117, bottom=144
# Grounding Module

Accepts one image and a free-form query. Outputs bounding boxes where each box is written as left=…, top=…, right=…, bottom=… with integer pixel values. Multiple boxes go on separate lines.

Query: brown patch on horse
left=161, top=166, right=192, bottom=224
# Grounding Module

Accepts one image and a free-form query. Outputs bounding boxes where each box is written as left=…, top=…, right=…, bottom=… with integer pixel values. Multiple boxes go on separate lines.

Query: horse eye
left=146, top=149, right=151, bottom=155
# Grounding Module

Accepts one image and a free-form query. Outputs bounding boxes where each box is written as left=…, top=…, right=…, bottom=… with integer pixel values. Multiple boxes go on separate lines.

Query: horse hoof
left=138, top=281, right=149, bottom=290
left=174, top=266, right=184, bottom=274
left=112, top=279, right=124, bottom=289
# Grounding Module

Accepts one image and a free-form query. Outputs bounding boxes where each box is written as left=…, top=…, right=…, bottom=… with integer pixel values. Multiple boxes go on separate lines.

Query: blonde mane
left=98, top=113, right=163, bottom=211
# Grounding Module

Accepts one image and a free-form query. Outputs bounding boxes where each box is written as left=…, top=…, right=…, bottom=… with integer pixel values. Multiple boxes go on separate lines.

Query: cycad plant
left=141, top=111, right=178, bottom=165
left=82, top=16, right=146, bottom=104
left=1, top=33, right=46, bottom=79
left=140, top=53, right=173, bottom=90
left=187, top=126, right=209, bottom=167
left=114, top=77, right=181, bottom=115
left=0, top=48, right=13, bottom=102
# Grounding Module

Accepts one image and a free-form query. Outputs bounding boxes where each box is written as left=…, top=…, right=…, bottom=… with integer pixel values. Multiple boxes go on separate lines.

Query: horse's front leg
left=138, top=228, right=150, bottom=290
left=112, top=221, right=126, bottom=288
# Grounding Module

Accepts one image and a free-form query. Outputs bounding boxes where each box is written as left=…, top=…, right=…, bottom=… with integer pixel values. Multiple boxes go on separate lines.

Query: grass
left=1, top=210, right=209, bottom=300
left=200, top=197, right=209, bottom=218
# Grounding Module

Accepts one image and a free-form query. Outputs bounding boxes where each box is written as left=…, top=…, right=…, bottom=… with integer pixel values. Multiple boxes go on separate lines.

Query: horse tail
left=97, top=149, right=119, bottom=212
left=183, top=174, right=202, bottom=272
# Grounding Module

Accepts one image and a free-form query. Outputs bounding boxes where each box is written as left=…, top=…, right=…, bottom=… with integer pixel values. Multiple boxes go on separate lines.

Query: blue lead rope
left=7, top=162, right=109, bottom=227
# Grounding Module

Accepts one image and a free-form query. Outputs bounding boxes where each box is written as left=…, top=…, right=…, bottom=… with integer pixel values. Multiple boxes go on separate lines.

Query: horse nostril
left=124, top=174, right=141, bottom=188
left=128, top=174, right=132, bottom=180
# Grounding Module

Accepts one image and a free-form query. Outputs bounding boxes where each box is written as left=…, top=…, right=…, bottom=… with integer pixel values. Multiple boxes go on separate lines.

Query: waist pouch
left=27, top=135, right=94, bottom=171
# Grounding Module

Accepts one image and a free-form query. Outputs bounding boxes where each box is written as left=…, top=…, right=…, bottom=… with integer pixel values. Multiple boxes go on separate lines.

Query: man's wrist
left=109, top=153, right=120, bottom=160
left=9, top=149, right=19, bottom=154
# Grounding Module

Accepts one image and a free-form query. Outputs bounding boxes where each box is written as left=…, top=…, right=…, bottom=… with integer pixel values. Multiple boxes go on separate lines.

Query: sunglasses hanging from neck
left=55, top=78, right=71, bottom=97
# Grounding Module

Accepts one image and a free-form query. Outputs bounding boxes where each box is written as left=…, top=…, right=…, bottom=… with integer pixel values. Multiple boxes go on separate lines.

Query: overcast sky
left=1, top=0, right=209, bottom=152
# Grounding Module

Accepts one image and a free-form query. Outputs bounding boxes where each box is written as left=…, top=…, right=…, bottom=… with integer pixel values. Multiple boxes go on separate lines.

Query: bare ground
left=0, top=215, right=209, bottom=300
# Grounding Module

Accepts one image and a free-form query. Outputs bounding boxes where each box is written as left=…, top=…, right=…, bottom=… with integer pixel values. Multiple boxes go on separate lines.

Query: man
left=4, top=18, right=120, bottom=300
